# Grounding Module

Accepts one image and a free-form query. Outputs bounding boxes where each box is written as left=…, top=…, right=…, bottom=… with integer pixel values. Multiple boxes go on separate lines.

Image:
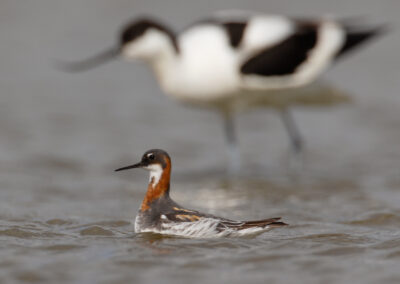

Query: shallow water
left=1, top=0, right=400, bottom=283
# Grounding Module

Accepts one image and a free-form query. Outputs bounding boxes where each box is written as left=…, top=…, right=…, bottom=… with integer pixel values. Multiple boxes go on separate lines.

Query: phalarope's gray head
left=115, top=149, right=170, bottom=172
left=115, top=149, right=287, bottom=238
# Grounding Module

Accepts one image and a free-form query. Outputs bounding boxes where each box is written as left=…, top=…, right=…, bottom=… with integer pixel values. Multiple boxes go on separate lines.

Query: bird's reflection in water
left=133, top=232, right=179, bottom=255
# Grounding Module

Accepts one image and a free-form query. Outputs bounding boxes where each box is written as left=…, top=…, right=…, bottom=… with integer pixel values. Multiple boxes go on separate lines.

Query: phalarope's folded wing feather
left=158, top=204, right=287, bottom=237
left=217, top=217, right=287, bottom=230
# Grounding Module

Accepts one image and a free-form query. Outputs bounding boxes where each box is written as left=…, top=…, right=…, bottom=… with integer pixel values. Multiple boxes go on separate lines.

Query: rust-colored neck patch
left=140, top=160, right=171, bottom=211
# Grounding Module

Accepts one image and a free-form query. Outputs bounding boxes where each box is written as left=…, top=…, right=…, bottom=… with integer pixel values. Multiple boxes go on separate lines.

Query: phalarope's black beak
left=115, top=161, right=144, bottom=172
left=57, top=46, right=120, bottom=73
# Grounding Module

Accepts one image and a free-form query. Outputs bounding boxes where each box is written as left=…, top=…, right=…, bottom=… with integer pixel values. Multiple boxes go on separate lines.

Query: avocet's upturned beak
left=115, top=161, right=144, bottom=172
left=57, top=46, right=120, bottom=73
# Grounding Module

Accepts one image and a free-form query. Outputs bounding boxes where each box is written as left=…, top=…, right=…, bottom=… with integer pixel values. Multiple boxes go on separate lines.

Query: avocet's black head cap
left=120, top=18, right=171, bottom=45
left=58, top=17, right=176, bottom=73
left=115, top=149, right=170, bottom=172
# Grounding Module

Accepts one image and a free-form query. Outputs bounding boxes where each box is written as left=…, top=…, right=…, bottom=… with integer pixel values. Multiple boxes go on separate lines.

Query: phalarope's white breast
left=63, top=11, right=385, bottom=171
left=115, top=149, right=287, bottom=238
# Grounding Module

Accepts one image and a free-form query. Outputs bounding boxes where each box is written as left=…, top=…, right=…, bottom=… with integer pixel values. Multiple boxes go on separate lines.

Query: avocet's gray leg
left=279, top=108, right=304, bottom=169
left=222, top=112, right=240, bottom=173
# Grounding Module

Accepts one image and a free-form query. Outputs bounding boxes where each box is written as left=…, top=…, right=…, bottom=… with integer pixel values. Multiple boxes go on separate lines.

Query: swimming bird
left=115, top=149, right=287, bottom=238
left=63, top=12, right=385, bottom=171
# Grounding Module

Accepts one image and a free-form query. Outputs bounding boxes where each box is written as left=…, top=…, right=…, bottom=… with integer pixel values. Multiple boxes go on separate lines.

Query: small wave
left=79, top=225, right=114, bottom=236
left=0, top=228, right=61, bottom=239
left=346, top=212, right=400, bottom=227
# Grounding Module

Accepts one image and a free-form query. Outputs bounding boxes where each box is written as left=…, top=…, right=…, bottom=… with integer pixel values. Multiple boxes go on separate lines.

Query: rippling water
left=1, top=0, right=400, bottom=283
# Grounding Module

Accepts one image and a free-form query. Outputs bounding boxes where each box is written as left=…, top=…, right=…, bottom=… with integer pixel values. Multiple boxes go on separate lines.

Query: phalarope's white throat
left=63, top=12, right=386, bottom=172
left=115, top=149, right=287, bottom=238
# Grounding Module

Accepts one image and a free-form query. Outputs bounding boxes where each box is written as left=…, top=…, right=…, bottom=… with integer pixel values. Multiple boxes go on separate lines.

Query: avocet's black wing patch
left=240, top=24, right=318, bottom=76
left=222, top=22, right=247, bottom=48
left=336, top=24, right=386, bottom=59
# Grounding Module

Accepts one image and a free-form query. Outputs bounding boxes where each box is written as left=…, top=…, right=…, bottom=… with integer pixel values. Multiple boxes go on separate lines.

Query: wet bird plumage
left=116, top=149, right=287, bottom=238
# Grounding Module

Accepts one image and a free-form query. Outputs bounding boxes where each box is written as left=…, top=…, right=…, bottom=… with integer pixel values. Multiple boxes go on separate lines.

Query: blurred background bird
left=61, top=11, right=385, bottom=172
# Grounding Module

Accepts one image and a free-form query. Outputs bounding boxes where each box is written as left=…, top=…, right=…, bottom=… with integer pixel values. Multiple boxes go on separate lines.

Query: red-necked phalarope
left=63, top=11, right=386, bottom=171
left=115, top=149, right=287, bottom=238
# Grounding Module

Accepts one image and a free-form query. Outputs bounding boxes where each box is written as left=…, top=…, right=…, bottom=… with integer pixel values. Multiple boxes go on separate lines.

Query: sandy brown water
left=1, top=0, right=400, bottom=283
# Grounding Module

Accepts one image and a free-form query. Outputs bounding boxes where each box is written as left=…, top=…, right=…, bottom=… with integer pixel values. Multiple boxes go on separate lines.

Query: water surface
left=0, top=0, right=400, bottom=283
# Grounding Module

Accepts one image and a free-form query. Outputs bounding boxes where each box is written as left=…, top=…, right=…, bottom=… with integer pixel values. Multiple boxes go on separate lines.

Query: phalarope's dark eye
left=148, top=153, right=155, bottom=160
